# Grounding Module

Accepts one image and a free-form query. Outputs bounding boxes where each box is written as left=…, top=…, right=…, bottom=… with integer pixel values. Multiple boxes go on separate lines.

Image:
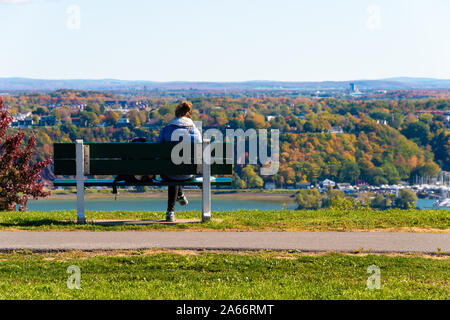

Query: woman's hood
left=169, top=116, right=195, bottom=128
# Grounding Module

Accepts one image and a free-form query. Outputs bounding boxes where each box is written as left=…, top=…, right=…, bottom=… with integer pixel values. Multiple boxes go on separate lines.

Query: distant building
left=349, top=83, right=362, bottom=96
left=264, top=182, right=276, bottom=190
left=328, top=126, right=343, bottom=134
left=104, top=100, right=116, bottom=107
left=10, top=112, right=33, bottom=127
left=12, top=118, right=33, bottom=127
left=336, top=183, right=351, bottom=191
left=295, top=182, right=311, bottom=189
left=39, top=115, right=56, bottom=126
left=117, top=117, right=130, bottom=126
left=69, top=103, right=86, bottom=111
left=445, top=115, right=450, bottom=128
left=266, top=115, right=276, bottom=122
left=321, top=179, right=336, bottom=188
left=104, top=107, right=128, bottom=114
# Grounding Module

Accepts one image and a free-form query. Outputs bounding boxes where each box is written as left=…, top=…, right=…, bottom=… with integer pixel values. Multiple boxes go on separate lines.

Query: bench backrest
left=53, top=142, right=233, bottom=176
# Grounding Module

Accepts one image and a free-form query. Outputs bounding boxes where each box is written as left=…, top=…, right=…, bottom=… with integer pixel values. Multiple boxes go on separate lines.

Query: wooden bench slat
left=53, top=177, right=232, bottom=187
left=54, top=142, right=232, bottom=160
left=54, top=160, right=232, bottom=175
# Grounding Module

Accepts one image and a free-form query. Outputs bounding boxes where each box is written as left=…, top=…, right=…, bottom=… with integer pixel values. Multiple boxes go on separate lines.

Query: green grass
left=0, top=250, right=448, bottom=299
left=0, top=209, right=448, bottom=231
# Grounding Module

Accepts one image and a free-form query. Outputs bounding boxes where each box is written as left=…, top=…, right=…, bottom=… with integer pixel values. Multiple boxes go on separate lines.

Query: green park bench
left=53, top=140, right=233, bottom=223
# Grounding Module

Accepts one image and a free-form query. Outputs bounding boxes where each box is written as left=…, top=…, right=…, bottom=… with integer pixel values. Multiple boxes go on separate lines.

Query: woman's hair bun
left=175, top=101, right=193, bottom=118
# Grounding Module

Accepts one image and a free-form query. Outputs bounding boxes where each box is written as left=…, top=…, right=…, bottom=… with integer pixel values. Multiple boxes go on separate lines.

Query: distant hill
left=1, top=77, right=450, bottom=92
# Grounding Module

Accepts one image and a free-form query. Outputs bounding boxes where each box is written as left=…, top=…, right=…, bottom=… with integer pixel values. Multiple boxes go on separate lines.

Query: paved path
left=0, top=232, right=448, bottom=254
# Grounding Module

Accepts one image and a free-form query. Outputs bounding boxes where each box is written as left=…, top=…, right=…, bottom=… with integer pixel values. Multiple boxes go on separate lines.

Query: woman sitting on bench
left=157, top=101, right=202, bottom=222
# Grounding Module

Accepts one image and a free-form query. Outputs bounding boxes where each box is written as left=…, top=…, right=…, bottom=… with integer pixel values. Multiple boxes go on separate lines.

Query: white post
left=202, top=139, right=211, bottom=222
left=75, top=139, right=85, bottom=224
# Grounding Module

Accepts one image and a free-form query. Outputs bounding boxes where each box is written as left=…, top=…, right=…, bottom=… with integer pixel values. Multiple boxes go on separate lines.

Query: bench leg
left=76, top=140, right=86, bottom=224
left=202, top=140, right=211, bottom=222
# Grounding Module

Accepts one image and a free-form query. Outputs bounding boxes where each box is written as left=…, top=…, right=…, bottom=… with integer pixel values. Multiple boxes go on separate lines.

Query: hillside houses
left=7, top=99, right=152, bottom=128
left=38, top=115, right=56, bottom=126
left=104, top=100, right=150, bottom=112
left=328, top=126, right=344, bottom=134
left=44, top=102, right=87, bottom=111
left=10, top=112, right=33, bottom=127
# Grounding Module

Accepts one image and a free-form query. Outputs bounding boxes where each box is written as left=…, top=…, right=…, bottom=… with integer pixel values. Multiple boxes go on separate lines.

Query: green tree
left=394, top=189, right=418, bottom=209
left=370, top=194, right=389, bottom=210
left=431, top=130, right=450, bottom=170
left=80, top=111, right=99, bottom=127
left=338, top=162, right=360, bottom=183
left=401, top=122, right=430, bottom=146
left=295, top=189, right=321, bottom=209
left=127, top=110, right=141, bottom=127
left=248, top=175, right=264, bottom=188
left=413, top=162, right=440, bottom=179
left=232, top=173, right=246, bottom=189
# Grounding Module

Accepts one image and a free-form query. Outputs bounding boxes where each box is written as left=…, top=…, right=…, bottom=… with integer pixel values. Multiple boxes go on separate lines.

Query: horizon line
left=1, top=76, right=450, bottom=83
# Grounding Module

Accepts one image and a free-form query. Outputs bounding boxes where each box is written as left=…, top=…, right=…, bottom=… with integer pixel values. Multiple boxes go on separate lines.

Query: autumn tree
left=105, top=111, right=120, bottom=126
left=0, top=97, right=51, bottom=211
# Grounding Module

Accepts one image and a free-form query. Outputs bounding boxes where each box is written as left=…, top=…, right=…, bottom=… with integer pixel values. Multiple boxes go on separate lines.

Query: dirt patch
left=2, top=224, right=448, bottom=233
left=2, top=248, right=446, bottom=261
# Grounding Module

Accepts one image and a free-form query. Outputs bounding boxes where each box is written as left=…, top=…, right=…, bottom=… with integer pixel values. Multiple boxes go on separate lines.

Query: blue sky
left=0, top=0, right=449, bottom=81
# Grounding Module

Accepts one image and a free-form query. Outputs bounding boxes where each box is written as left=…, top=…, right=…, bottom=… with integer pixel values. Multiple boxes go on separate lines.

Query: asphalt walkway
left=0, top=231, right=448, bottom=254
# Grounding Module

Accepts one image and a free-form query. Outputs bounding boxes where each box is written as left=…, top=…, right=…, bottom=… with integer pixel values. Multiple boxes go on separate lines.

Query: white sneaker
left=177, top=195, right=189, bottom=206
left=166, top=211, right=175, bottom=222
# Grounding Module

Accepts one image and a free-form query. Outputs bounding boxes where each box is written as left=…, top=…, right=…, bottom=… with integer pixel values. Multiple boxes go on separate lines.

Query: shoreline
left=47, top=190, right=296, bottom=202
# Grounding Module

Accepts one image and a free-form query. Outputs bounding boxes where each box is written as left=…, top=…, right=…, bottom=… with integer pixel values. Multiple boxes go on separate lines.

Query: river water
left=26, top=197, right=444, bottom=212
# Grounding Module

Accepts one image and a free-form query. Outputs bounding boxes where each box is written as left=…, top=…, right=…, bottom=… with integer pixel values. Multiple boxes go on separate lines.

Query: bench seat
left=54, top=177, right=232, bottom=187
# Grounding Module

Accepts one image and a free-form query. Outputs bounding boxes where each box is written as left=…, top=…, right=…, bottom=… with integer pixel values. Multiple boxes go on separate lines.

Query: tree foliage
left=295, top=189, right=321, bottom=209
left=0, top=97, right=51, bottom=211
left=394, top=189, right=418, bottom=209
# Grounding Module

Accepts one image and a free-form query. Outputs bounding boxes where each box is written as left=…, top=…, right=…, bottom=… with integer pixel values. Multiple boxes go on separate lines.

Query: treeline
left=3, top=91, right=449, bottom=186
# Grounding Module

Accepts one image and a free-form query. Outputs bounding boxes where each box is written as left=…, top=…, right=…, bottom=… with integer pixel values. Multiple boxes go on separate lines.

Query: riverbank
left=0, top=209, right=448, bottom=232
left=49, top=190, right=295, bottom=201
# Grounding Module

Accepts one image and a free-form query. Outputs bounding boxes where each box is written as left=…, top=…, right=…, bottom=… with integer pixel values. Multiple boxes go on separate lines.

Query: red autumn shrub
left=0, top=96, right=51, bottom=211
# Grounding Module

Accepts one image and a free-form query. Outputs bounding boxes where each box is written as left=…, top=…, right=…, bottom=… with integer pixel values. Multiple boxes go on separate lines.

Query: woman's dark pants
left=167, top=185, right=184, bottom=212
left=161, top=175, right=192, bottom=212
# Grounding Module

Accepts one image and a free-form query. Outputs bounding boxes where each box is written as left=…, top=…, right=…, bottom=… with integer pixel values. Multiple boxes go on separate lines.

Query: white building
left=321, top=179, right=336, bottom=188
left=264, top=182, right=276, bottom=190
left=117, top=118, right=130, bottom=126
left=328, top=126, right=343, bottom=134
